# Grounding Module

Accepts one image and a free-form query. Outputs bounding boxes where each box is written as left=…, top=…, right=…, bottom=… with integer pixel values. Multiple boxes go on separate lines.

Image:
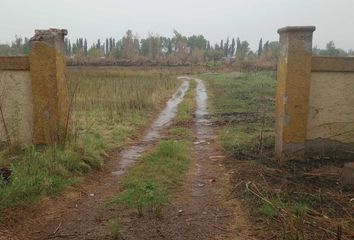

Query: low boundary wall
left=0, top=29, right=69, bottom=146
left=275, top=26, right=354, bottom=160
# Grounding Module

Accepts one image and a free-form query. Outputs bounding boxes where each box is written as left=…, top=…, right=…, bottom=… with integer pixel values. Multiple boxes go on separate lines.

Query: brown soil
left=226, top=151, right=354, bottom=239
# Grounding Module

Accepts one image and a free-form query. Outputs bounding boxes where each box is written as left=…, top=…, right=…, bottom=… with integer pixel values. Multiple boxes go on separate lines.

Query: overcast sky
left=1, top=0, right=353, bottom=51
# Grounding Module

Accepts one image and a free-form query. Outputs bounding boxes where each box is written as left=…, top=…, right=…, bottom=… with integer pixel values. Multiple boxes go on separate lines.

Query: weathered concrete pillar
left=275, top=26, right=316, bottom=160
left=29, top=29, right=69, bottom=144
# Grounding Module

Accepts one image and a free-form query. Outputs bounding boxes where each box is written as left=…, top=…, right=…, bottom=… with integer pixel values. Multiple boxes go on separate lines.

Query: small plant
left=108, top=218, right=121, bottom=240
left=291, top=202, right=308, bottom=218
left=260, top=202, right=278, bottom=218
left=114, top=180, right=167, bottom=216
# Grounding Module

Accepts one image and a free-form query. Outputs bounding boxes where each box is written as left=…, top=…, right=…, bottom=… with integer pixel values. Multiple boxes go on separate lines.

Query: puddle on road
left=195, top=79, right=213, bottom=140
left=112, top=80, right=190, bottom=176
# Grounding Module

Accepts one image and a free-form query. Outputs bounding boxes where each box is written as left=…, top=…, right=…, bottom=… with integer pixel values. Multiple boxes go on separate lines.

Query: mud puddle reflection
left=195, top=78, right=213, bottom=140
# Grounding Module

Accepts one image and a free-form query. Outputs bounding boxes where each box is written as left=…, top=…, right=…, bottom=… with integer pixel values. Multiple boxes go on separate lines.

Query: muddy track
left=99, top=78, right=253, bottom=240
left=144, top=78, right=251, bottom=239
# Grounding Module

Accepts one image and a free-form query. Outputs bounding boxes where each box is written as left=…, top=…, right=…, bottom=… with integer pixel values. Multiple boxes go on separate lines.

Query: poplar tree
left=258, top=38, right=263, bottom=57
left=230, top=38, right=235, bottom=56
left=84, top=38, right=88, bottom=55
left=224, top=37, right=229, bottom=57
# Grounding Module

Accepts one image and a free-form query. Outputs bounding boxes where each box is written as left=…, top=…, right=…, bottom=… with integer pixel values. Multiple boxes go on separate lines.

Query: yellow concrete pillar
left=29, top=29, right=69, bottom=144
left=275, top=26, right=316, bottom=160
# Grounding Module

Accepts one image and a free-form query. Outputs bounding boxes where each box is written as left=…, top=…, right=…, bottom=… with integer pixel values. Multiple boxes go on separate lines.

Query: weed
left=291, top=202, right=308, bottom=218
left=116, top=181, right=167, bottom=216
left=108, top=218, right=121, bottom=239
left=260, top=202, right=278, bottom=218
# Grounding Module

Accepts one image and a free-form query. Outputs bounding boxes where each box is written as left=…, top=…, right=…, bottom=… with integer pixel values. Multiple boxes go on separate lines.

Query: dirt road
left=4, top=77, right=252, bottom=239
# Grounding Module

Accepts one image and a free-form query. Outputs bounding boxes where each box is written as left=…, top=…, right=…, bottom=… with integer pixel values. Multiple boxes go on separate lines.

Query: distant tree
left=247, top=51, right=257, bottom=60
left=261, top=41, right=279, bottom=61
left=96, top=39, right=101, bottom=49
left=172, top=30, right=189, bottom=64
left=224, top=38, right=229, bottom=57
left=229, top=38, right=235, bottom=57
left=236, top=38, right=241, bottom=59
left=189, top=48, right=205, bottom=66
left=87, top=43, right=104, bottom=59
left=84, top=38, right=88, bottom=55
left=121, top=30, right=139, bottom=60
left=220, top=40, right=224, bottom=50
left=239, top=41, right=250, bottom=60
left=109, top=38, right=113, bottom=53
left=187, top=35, right=207, bottom=50
left=168, top=38, right=172, bottom=54
left=258, top=38, right=263, bottom=57
left=105, top=38, right=109, bottom=55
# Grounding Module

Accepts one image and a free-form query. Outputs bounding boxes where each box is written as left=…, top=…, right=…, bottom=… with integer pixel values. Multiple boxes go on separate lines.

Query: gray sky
left=1, top=0, right=353, bottom=51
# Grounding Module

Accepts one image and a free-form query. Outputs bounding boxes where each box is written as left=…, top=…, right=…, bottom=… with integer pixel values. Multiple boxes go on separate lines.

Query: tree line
left=0, top=31, right=352, bottom=65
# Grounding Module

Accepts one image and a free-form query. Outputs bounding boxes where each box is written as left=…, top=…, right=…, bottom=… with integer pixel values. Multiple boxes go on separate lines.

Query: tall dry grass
left=67, top=67, right=180, bottom=146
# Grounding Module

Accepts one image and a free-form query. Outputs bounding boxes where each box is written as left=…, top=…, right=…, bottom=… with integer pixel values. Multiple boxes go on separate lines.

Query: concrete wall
left=275, top=26, right=354, bottom=160
left=306, top=72, right=354, bottom=156
left=307, top=72, right=354, bottom=143
left=0, top=71, right=33, bottom=145
left=0, top=29, right=69, bottom=147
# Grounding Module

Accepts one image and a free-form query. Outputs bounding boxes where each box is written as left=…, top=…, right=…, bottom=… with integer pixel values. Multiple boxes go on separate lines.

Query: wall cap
left=278, top=26, right=316, bottom=34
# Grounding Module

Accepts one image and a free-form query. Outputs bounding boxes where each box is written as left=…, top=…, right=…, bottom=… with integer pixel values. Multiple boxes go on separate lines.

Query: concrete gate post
left=29, top=29, right=69, bottom=144
left=275, top=26, right=316, bottom=160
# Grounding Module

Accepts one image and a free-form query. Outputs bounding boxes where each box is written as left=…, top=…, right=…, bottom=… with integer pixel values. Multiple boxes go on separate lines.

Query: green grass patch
left=201, top=72, right=275, bottom=114
left=175, top=80, right=197, bottom=125
left=108, top=218, right=121, bottom=239
left=0, top=133, right=106, bottom=210
left=201, top=71, right=276, bottom=159
left=112, top=140, right=191, bottom=216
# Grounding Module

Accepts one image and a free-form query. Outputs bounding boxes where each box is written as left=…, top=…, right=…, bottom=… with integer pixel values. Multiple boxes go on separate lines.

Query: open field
left=0, top=68, right=179, bottom=211
left=203, top=72, right=354, bottom=240
left=1, top=68, right=353, bottom=240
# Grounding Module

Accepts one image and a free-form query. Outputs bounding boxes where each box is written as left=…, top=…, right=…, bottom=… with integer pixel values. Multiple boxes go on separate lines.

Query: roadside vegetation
left=203, top=72, right=354, bottom=240
left=0, top=68, right=179, bottom=211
